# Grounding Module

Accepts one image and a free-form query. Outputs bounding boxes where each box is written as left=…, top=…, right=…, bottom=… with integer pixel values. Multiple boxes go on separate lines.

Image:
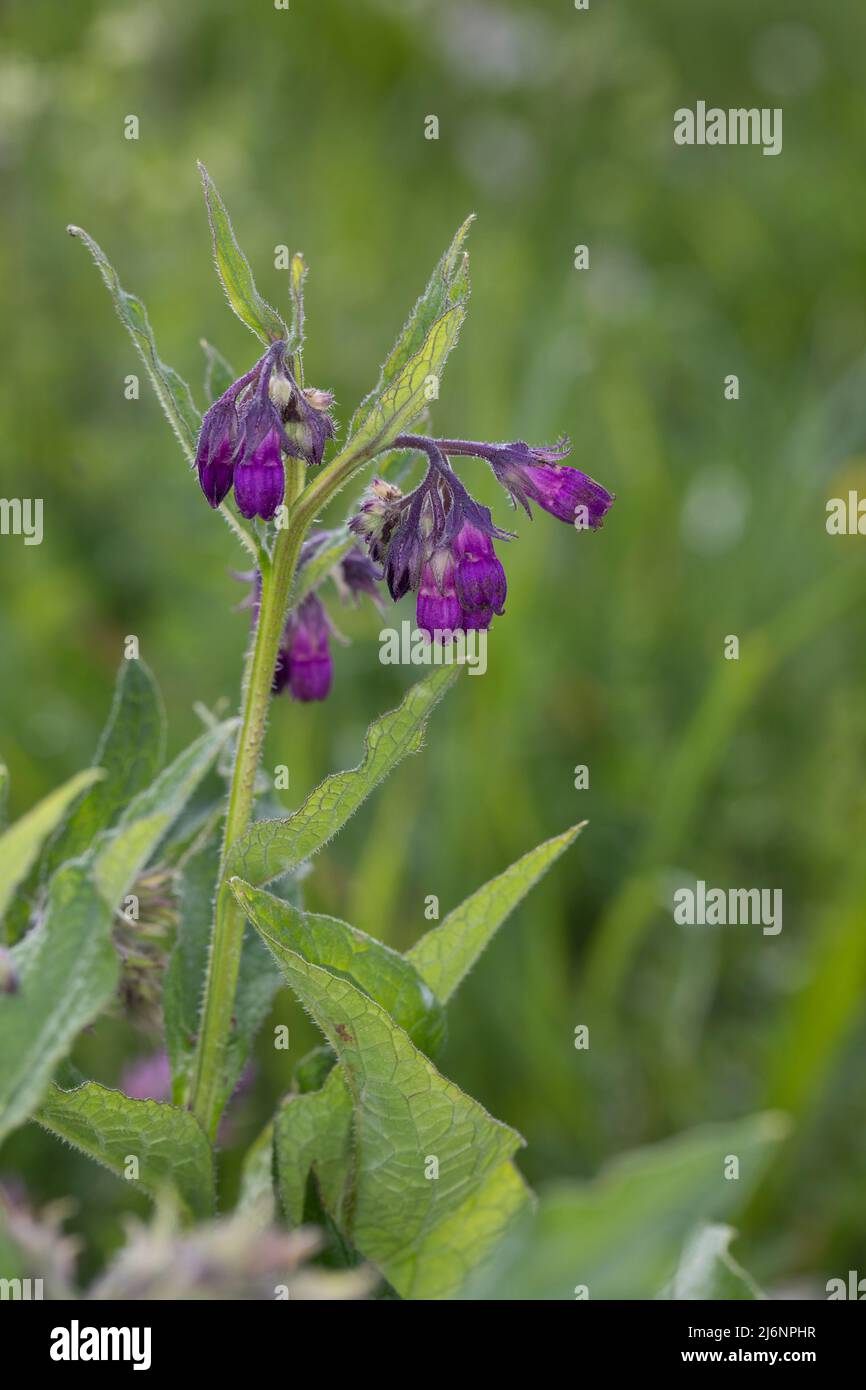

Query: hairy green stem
left=190, top=439, right=377, bottom=1138
left=191, top=472, right=304, bottom=1137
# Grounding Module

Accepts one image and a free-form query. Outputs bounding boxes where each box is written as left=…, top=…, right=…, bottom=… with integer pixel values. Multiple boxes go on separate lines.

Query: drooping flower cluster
left=195, top=340, right=334, bottom=519
left=350, top=443, right=510, bottom=637
left=349, top=434, right=614, bottom=639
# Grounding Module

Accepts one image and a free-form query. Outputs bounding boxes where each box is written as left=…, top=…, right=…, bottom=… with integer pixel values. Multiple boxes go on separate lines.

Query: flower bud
left=195, top=400, right=239, bottom=508
left=452, top=522, right=507, bottom=621
left=277, top=595, right=333, bottom=702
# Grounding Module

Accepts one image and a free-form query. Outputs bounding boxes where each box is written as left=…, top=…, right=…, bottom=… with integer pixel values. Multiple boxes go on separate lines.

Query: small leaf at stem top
left=344, top=217, right=473, bottom=456
left=198, top=162, right=290, bottom=348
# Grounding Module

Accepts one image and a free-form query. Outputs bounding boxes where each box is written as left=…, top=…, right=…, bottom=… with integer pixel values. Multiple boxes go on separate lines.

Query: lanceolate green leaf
left=0, top=865, right=117, bottom=1143
left=91, top=719, right=236, bottom=908
left=67, top=225, right=200, bottom=460
left=35, top=1082, right=215, bottom=1220
left=408, top=824, right=585, bottom=1004
left=198, top=163, right=289, bottom=347
left=265, top=942, right=529, bottom=1299
left=348, top=306, right=466, bottom=457
left=349, top=216, right=473, bottom=445
left=228, top=667, right=458, bottom=887
left=42, top=659, right=166, bottom=883
left=231, top=882, right=447, bottom=1057
left=467, top=1113, right=787, bottom=1300
left=0, top=769, right=104, bottom=927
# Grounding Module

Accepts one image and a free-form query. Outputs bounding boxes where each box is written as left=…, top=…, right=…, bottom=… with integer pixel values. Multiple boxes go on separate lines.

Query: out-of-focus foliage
left=1, top=0, right=865, bottom=1295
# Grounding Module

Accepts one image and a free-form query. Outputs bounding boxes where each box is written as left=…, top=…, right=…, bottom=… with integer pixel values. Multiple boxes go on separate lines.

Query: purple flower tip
left=233, top=430, right=285, bottom=519
left=487, top=441, right=614, bottom=527
left=416, top=559, right=464, bottom=636
left=522, top=463, right=615, bottom=527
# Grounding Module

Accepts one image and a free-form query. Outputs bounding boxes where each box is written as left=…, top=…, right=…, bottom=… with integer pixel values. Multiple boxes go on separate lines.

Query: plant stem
left=191, top=467, right=305, bottom=1138
left=190, top=439, right=376, bottom=1138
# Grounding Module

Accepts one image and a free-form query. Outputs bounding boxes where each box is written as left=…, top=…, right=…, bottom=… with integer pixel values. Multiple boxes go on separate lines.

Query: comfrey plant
left=0, top=167, right=617, bottom=1299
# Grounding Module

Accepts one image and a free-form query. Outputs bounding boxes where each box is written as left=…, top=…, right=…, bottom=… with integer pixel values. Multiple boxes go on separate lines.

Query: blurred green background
left=2, top=0, right=866, bottom=1293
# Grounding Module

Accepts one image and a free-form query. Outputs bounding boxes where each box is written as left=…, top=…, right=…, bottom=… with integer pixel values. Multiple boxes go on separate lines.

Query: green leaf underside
left=198, top=163, right=289, bottom=348
left=0, top=769, right=103, bottom=927
left=228, top=667, right=459, bottom=887
left=408, top=823, right=586, bottom=1004
left=349, top=216, right=473, bottom=448
left=266, top=943, right=529, bottom=1299
left=35, top=1081, right=215, bottom=1220
left=0, top=866, right=117, bottom=1143
left=42, top=660, right=166, bottom=884
left=231, top=882, right=446, bottom=1057
left=661, top=1224, right=766, bottom=1301
left=91, top=719, right=236, bottom=908
left=67, top=225, right=200, bottom=460
left=467, top=1113, right=788, bottom=1300
left=237, top=1120, right=277, bottom=1218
